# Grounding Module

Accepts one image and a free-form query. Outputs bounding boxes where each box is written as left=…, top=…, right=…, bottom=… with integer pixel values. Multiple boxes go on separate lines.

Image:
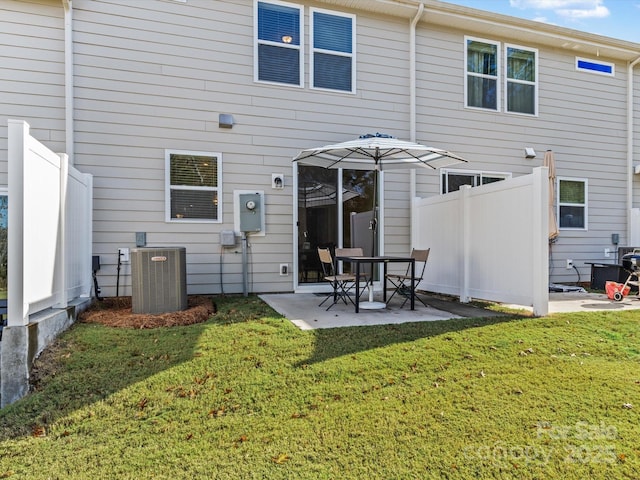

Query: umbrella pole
left=371, top=167, right=378, bottom=257
left=360, top=165, right=386, bottom=310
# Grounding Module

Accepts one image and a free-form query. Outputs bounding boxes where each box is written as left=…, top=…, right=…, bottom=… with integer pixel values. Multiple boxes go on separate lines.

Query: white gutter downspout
left=627, top=55, right=640, bottom=244
left=409, top=3, right=424, bottom=246
left=63, top=0, right=74, bottom=164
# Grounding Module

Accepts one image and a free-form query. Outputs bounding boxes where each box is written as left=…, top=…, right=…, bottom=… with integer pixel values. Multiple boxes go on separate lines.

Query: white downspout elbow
left=63, top=0, right=74, bottom=164
left=409, top=3, right=424, bottom=246
left=627, top=55, right=640, bottom=243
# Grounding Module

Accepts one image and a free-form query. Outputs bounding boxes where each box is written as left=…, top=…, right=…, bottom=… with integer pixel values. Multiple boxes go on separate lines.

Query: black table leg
left=355, top=262, right=360, bottom=313
left=410, top=259, right=415, bottom=310
left=383, top=261, right=388, bottom=302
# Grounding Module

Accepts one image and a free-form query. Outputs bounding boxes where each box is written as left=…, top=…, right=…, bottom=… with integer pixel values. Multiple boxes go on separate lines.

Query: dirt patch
left=79, top=295, right=216, bottom=328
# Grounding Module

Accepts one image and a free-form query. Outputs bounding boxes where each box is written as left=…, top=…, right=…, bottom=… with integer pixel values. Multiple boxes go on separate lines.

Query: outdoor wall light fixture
left=219, top=114, right=234, bottom=129
left=282, top=35, right=293, bottom=43
left=524, top=147, right=536, bottom=159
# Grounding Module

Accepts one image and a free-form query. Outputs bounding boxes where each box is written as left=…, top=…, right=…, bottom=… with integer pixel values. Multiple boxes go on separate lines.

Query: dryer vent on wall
left=131, top=247, right=187, bottom=314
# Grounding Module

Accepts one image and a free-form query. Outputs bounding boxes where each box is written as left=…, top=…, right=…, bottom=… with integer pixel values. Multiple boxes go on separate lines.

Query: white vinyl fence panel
left=7, top=120, right=93, bottom=326
left=64, top=166, right=93, bottom=302
left=413, top=167, right=549, bottom=316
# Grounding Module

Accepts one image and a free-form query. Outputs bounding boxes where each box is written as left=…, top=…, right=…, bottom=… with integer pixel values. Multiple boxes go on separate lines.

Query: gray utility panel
left=131, top=247, right=187, bottom=314
left=239, top=192, right=262, bottom=232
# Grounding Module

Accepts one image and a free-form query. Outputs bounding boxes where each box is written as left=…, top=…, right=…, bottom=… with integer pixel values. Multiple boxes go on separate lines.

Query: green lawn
left=0, top=295, right=639, bottom=479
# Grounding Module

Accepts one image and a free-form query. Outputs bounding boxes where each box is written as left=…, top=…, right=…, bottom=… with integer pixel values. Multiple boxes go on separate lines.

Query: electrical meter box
left=239, top=193, right=262, bottom=232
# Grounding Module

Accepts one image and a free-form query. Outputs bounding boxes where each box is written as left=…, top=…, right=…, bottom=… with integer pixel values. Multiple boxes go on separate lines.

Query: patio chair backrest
left=411, top=248, right=430, bottom=280
left=335, top=247, right=369, bottom=276
left=335, top=247, right=363, bottom=257
left=317, top=247, right=335, bottom=277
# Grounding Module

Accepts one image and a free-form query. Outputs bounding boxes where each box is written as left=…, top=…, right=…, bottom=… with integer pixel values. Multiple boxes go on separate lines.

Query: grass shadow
left=296, top=314, right=524, bottom=367
left=0, top=295, right=274, bottom=441
left=0, top=318, right=211, bottom=441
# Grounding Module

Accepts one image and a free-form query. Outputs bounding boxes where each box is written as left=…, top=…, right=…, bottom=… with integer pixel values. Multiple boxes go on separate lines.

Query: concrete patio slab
left=259, top=292, right=504, bottom=330
left=548, top=291, right=640, bottom=313
left=260, top=290, right=640, bottom=330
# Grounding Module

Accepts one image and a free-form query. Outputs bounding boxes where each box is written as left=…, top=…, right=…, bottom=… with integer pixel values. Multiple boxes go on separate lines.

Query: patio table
left=335, top=255, right=415, bottom=313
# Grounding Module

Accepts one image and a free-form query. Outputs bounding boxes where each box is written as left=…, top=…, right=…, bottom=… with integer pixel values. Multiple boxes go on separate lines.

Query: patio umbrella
left=544, top=150, right=559, bottom=241
left=294, top=133, right=468, bottom=251
left=293, top=133, right=468, bottom=308
left=293, top=133, right=468, bottom=172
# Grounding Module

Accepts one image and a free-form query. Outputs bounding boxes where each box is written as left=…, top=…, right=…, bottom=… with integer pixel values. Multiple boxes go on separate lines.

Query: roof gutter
left=62, top=0, right=74, bottom=164
left=409, top=2, right=423, bottom=246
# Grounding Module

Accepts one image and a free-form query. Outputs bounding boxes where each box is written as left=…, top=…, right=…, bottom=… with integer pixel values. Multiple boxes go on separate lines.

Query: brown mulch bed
left=79, top=295, right=216, bottom=329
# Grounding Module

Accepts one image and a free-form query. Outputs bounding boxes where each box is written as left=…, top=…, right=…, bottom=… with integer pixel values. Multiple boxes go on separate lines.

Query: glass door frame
left=293, top=163, right=384, bottom=293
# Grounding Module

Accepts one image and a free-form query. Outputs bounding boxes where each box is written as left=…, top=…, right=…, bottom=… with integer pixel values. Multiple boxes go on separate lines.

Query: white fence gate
left=412, top=167, right=549, bottom=316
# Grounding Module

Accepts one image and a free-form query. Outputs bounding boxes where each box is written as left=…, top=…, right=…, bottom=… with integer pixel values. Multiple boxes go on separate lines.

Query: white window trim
left=557, top=176, right=588, bottom=231
left=504, top=43, right=538, bottom=117
left=575, top=56, right=615, bottom=76
left=440, top=168, right=511, bottom=194
left=309, top=6, right=356, bottom=94
left=254, top=0, right=304, bottom=88
left=464, top=36, right=501, bottom=112
left=165, top=149, right=222, bottom=224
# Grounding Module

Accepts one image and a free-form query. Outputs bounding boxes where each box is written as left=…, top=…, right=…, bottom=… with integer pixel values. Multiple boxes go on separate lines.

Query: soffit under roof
left=315, top=0, right=640, bottom=62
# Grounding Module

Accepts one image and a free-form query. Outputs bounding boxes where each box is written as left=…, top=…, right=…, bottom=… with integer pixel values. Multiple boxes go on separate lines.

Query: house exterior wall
left=70, top=0, right=416, bottom=296
left=1, top=0, right=639, bottom=295
left=0, top=0, right=66, bottom=185
left=413, top=21, right=637, bottom=284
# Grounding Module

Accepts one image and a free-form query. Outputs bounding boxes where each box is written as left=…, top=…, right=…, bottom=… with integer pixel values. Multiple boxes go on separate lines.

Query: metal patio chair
left=385, top=248, right=430, bottom=308
left=317, top=247, right=366, bottom=310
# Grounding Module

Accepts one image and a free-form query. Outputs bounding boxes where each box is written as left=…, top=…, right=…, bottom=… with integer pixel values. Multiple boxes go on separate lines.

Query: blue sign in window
left=577, top=59, right=613, bottom=75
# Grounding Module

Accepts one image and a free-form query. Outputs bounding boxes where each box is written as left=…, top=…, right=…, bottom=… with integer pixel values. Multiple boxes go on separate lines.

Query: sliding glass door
left=296, top=165, right=375, bottom=285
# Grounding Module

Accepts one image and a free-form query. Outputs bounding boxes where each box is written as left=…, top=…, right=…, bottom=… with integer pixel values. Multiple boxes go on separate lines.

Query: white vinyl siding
left=254, top=0, right=303, bottom=87
left=310, top=7, right=355, bottom=93
left=4, top=0, right=633, bottom=293
left=0, top=0, right=65, bottom=186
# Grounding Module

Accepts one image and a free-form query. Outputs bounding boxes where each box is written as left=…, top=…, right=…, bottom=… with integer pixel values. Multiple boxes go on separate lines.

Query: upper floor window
left=466, top=39, right=499, bottom=110
left=166, top=150, right=221, bottom=223
left=465, top=37, right=537, bottom=116
left=311, top=8, right=355, bottom=93
left=441, top=169, right=510, bottom=194
left=558, top=177, right=587, bottom=230
left=255, top=0, right=303, bottom=86
left=506, top=45, right=537, bottom=115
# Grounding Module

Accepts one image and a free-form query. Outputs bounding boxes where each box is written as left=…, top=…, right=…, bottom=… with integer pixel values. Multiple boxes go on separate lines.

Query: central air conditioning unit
left=131, top=247, right=187, bottom=314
